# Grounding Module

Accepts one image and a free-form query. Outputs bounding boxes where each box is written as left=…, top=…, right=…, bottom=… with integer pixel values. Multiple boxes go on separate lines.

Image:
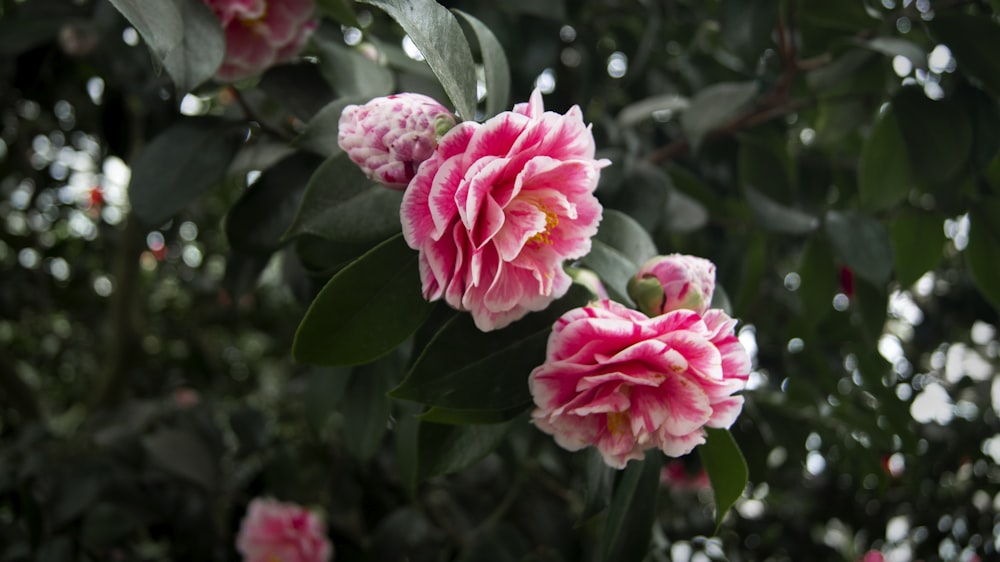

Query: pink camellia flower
left=660, top=460, right=711, bottom=491
left=857, top=551, right=885, bottom=562
left=401, top=89, right=608, bottom=331
left=235, top=498, right=332, bottom=562
left=629, top=254, right=716, bottom=317
left=529, top=299, right=749, bottom=469
left=203, top=0, right=318, bottom=83
left=338, top=94, right=456, bottom=189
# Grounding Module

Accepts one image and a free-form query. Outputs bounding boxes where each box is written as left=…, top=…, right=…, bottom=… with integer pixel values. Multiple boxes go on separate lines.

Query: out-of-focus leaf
left=453, top=9, right=510, bottom=118
left=294, top=97, right=363, bottom=157
left=610, top=162, right=670, bottom=232
left=744, top=185, right=820, bottom=234
left=928, top=12, right=1000, bottom=98
left=391, top=285, right=593, bottom=411
left=739, top=128, right=794, bottom=203
left=293, top=235, right=432, bottom=366
left=858, top=106, right=913, bottom=211
left=699, top=428, right=748, bottom=530
left=395, top=402, right=422, bottom=497
left=222, top=250, right=271, bottom=300
left=825, top=210, right=893, bottom=287
left=498, top=0, right=566, bottom=19
left=806, top=50, right=882, bottom=96
left=284, top=152, right=403, bottom=245
left=0, top=18, right=69, bottom=56
left=316, top=0, right=359, bottom=26
left=616, top=94, right=689, bottom=128
left=601, top=451, right=663, bottom=562
left=856, top=37, right=927, bottom=71
left=720, top=0, right=778, bottom=67
left=230, top=406, right=269, bottom=456
left=314, top=33, right=394, bottom=99
left=680, top=81, right=757, bottom=150
left=417, top=418, right=515, bottom=478
left=341, top=353, right=399, bottom=462
left=106, top=0, right=182, bottom=65
left=259, top=63, right=337, bottom=121
left=359, top=0, right=478, bottom=120
left=142, top=429, right=216, bottom=489
left=664, top=187, right=709, bottom=232
left=226, top=151, right=324, bottom=254
left=797, top=236, right=837, bottom=325
left=734, top=233, right=766, bottom=315
left=304, top=367, right=351, bottom=431
left=966, top=199, right=1000, bottom=313
left=129, top=117, right=245, bottom=227
left=889, top=208, right=945, bottom=288
left=80, top=503, right=141, bottom=548
left=892, top=87, right=972, bottom=185
left=418, top=405, right=528, bottom=425
left=579, top=448, right=614, bottom=524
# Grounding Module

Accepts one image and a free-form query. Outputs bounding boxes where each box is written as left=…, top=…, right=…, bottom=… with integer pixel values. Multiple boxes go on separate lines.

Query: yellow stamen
left=238, top=3, right=268, bottom=30
left=528, top=204, right=559, bottom=247
left=606, top=411, right=629, bottom=437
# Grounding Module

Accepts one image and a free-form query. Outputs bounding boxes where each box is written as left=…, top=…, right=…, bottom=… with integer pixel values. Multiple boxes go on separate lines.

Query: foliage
left=2, top=0, right=1000, bottom=560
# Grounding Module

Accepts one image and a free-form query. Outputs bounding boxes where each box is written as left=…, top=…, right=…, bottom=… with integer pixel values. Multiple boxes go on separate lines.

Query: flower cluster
left=203, top=0, right=318, bottom=82
left=529, top=255, right=749, bottom=469
left=236, top=498, right=333, bottom=562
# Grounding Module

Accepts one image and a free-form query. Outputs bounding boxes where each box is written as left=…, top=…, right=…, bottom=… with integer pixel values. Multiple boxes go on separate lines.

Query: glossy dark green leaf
left=578, top=209, right=658, bottom=303
left=313, top=33, right=394, bottom=99
left=857, top=37, right=927, bottom=71
left=417, top=418, right=516, bottom=479
left=142, top=428, right=216, bottom=489
left=720, top=0, right=778, bottom=67
left=395, top=402, right=422, bottom=497
left=129, top=117, right=245, bottom=227
left=825, top=210, right=893, bottom=287
left=892, top=87, right=972, bottom=185
left=293, top=235, right=433, bottom=366
left=859, top=106, right=913, bottom=211
left=294, top=97, right=364, bottom=158
left=284, top=152, right=404, bottom=245
left=698, top=428, right=748, bottom=530
left=316, top=0, right=359, bottom=26
left=579, top=448, right=614, bottom=524
left=226, top=152, right=324, bottom=254
left=341, top=353, right=399, bottom=462
left=304, top=367, right=351, bottom=431
left=259, top=63, right=337, bottom=121
left=797, top=236, right=837, bottom=325
left=744, top=185, right=820, bottom=234
left=601, top=451, right=663, bottom=562
left=418, top=405, right=529, bottom=425
left=966, top=200, right=1000, bottom=313
left=359, top=0, right=478, bottom=120
left=453, top=9, right=511, bottom=118
left=928, top=13, right=1000, bottom=97
left=609, top=162, right=669, bottom=232
left=579, top=242, right=636, bottom=304
left=889, top=208, right=945, bottom=288
left=391, top=284, right=593, bottom=410
left=681, top=81, right=757, bottom=150
left=106, top=0, right=183, bottom=65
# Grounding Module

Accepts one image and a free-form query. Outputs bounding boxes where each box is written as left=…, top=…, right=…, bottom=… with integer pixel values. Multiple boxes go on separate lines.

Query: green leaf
left=825, top=210, right=893, bottom=287
left=293, top=234, right=433, bottom=366
left=966, top=200, right=1000, bottom=313
left=892, top=87, right=972, bottom=185
left=294, top=97, right=365, bottom=158
left=108, top=0, right=224, bottom=95
left=858, top=106, right=913, bottom=211
left=579, top=448, right=614, bottom=524
left=142, top=429, right=216, bottom=489
left=453, top=9, right=511, bottom=118
left=928, top=12, right=1000, bottom=98
left=341, top=353, right=399, bottom=462
left=391, top=284, right=593, bottom=411
left=580, top=242, right=635, bottom=303
left=601, top=451, right=663, bottom=562
left=128, top=117, right=245, bottom=227
left=680, top=81, right=757, bottom=150
left=610, top=162, right=671, bottom=232
left=304, top=367, right=351, bottom=432
left=80, top=504, right=141, bottom=548
left=359, top=0, right=478, bottom=120
left=284, top=152, right=404, bottom=245
left=418, top=405, right=529, bottom=425
left=856, top=37, right=927, bottom=71
left=616, top=95, right=689, bottom=128
left=698, top=428, right=748, bottom=530
left=797, top=236, right=837, bottom=325
left=738, top=127, right=794, bottom=203
left=316, top=0, right=359, bottom=27
left=225, top=152, right=324, bottom=254
left=578, top=209, right=658, bottom=303
left=259, top=63, right=337, bottom=121
left=417, top=419, right=516, bottom=479
left=395, top=402, right=422, bottom=497
left=889, top=208, right=945, bottom=288
left=744, top=185, right=820, bottom=234
left=720, top=0, right=778, bottom=67
left=313, top=33, right=394, bottom=99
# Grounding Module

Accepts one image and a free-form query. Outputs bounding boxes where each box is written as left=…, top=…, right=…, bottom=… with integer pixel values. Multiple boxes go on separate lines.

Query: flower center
left=238, top=3, right=268, bottom=30
left=606, top=411, right=629, bottom=437
left=528, top=204, right=559, bottom=247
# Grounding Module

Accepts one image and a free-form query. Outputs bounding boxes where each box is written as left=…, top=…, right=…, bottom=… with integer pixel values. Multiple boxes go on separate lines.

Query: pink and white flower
left=235, top=497, right=333, bottom=562
left=630, top=254, right=716, bottom=316
left=401, top=89, right=608, bottom=331
left=203, top=0, right=318, bottom=83
left=338, top=94, right=456, bottom=189
left=529, top=299, right=749, bottom=469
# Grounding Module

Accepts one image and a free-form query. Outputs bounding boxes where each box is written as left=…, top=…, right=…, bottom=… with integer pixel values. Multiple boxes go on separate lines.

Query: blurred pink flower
left=858, top=551, right=885, bottom=562
left=338, top=94, right=456, bottom=189
left=236, top=498, right=332, bottom=562
left=630, top=254, right=716, bottom=316
left=529, top=299, right=749, bottom=469
left=401, top=89, right=608, bottom=331
left=660, top=460, right=711, bottom=491
left=204, top=0, right=317, bottom=82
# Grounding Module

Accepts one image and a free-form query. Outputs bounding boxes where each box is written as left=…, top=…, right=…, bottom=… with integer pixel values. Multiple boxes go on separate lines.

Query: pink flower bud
left=338, top=93, right=456, bottom=190
left=629, top=254, right=716, bottom=316
left=236, top=498, right=332, bottom=562
left=204, top=0, right=318, bottom=82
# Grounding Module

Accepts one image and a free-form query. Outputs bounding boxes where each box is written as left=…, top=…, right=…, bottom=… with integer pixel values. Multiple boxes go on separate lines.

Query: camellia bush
left=2, top=0, right=1000, bottom=560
